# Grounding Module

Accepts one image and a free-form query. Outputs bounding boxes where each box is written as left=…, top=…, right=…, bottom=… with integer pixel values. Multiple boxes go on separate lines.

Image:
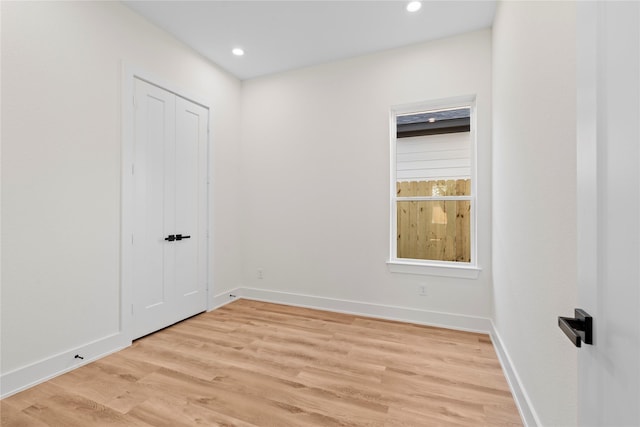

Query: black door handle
left=165, top=234, right=191, bottom=242
left=558, top=309, right=593, bottom=347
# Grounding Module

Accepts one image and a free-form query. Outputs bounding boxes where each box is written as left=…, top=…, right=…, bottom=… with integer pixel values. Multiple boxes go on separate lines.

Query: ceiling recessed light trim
left=232, top=47, right=244, bottom=56
left=406, top=1, right=421, bottom=13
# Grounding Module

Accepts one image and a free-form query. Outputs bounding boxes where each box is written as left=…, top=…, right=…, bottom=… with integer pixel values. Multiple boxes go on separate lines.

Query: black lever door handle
left=558, top=309, right=593, bottom=347
left=164, top=234, right=176, bottom=241
left=175, top=234, right=191, bottom=241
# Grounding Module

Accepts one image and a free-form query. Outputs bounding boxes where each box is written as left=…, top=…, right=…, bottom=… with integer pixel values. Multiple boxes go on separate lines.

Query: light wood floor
left=1, top=300, right=522, bottom=426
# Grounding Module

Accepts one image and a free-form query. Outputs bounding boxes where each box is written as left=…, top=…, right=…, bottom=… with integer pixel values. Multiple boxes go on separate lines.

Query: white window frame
left=387, top=95, right=481, bottom=279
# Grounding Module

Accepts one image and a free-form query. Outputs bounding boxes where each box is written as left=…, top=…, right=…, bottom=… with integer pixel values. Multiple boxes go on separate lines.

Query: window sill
left=387, top=260, right=481, bottom=279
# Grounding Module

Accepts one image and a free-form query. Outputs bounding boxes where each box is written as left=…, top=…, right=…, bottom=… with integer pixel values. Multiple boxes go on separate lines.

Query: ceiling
left=123, top=1, right=497, bottom=80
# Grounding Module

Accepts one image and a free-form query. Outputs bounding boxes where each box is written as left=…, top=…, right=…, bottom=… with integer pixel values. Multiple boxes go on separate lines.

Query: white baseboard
left=239, top=287, right=492, bottom=334
left=209, top=287, right=243, bottom=311
left=490, top=323, right=541, bottom=427
left=0, top=332, right=129, bottom=399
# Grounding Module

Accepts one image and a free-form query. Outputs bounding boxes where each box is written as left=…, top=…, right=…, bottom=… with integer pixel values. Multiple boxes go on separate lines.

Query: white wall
left=240, top=31, right=492, bottom=322
left=1, top=2, right=242, bottom=376
left=396, top=132, right=471, bottom=182
left=492, top=2, right=577, bottom=426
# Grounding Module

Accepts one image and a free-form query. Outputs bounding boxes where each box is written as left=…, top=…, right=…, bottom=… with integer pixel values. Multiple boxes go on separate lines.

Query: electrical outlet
left=418, top=285, right=427, bottom=296
left=257, top=268, right=263, bottom=279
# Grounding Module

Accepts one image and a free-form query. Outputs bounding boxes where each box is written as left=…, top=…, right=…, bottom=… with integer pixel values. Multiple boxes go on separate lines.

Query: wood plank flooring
left=1, top=300, right=522, bottom=426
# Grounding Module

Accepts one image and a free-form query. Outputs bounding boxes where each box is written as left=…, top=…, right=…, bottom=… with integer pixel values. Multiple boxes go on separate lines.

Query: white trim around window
left=388, top=95, right=480, bottom=278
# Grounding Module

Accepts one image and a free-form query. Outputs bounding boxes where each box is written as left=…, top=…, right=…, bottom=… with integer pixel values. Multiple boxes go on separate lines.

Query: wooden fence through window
left=396, top=179, right=471, bottom=262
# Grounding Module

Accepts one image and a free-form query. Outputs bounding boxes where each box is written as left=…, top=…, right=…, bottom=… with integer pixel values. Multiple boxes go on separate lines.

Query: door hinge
left=131, top=234, right=134, bottom=244
left=131, top=164, right=135, bottom=175
left=131, top=304, right=134, bottom=315
left=133, top=95, right=136, bottom=107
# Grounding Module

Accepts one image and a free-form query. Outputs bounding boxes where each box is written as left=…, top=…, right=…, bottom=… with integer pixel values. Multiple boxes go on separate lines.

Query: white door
left=576, top=2, right=640, bottom=425
left=132, top=78, right=208, bottom=339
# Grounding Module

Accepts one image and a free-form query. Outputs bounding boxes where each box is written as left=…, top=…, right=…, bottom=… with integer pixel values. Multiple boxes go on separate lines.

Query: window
left=389, top=97, right=478, bottom=276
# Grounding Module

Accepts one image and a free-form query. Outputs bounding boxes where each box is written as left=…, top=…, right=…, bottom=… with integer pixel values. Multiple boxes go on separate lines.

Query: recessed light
left=232, top=48, right=244, bottom=56
left=428, top=118, right=436, bottom=123
left=406, top=1, right=421, bottom=12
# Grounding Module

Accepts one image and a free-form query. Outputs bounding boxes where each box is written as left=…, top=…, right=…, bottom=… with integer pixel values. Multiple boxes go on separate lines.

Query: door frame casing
left=121, top=64, right=212, bottom=343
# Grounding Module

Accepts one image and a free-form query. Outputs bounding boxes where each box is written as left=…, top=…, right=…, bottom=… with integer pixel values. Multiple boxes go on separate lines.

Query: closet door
left=173, top=95, right=208, bottom=322
left=132, top=78, right=207, bottom=339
